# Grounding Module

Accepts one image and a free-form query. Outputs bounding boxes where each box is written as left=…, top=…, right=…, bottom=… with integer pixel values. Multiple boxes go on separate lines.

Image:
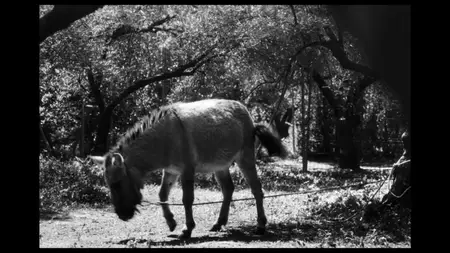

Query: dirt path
left=40, top=160, right=409, bottom=248
left=40, top=186, right=409, bottom=248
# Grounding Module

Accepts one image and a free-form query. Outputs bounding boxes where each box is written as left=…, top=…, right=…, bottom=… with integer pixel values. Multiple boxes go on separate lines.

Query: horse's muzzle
left=118, top=213, right=133, bottom=221
left=116, top=208, right=136, bottom=221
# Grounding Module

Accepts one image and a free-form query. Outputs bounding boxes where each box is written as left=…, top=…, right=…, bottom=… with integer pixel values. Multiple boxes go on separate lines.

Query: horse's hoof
left=167, top=219, right=177, bottom=232
left=210, top=224, right=222, bottom=232
left=255, top=227, right=265, bottom=235
left=178, top=229, right=192, bottom=240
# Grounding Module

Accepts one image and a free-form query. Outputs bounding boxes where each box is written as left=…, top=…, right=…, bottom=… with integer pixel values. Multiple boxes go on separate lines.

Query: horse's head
left=89, top=153, right=143, bottom=221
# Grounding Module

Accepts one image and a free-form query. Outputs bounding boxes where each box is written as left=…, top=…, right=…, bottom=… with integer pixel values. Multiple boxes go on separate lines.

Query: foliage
left=39, top=5, right=404, bottom=164
left=305, top=193, right=410, bottom=245
left=39, top=154, right=110, bottom=213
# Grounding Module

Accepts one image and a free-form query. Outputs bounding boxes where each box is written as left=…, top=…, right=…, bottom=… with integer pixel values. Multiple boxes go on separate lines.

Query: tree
left=327, top=5, right=410, bottom=131
left=39, top=5, right=407, bottom=163
left=40, top=5, right=254, bottom=154
left=270, top=5, right=378, bottom=170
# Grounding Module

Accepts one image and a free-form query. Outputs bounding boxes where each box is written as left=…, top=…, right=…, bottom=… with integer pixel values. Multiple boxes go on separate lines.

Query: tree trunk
left=312, top=70, right=372, bottom=171
left=328, top=5, right=410, bottom=132
left=92, top=105, right=114, bottom=155
left=301, top=80, right=307, bottom=172
left=305, top=77, right=312, bottom=165
left=318, top=96, right=332, bottom=154
left=336, top=118, right=360, bottom=170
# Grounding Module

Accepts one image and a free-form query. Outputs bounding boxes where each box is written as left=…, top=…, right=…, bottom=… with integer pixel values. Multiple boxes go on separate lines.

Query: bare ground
left=39, top=159, right=410, bottom=248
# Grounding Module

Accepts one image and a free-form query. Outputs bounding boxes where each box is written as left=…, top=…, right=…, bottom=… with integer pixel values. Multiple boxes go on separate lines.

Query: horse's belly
left=164, top=160, right=236, bottom=175
left=195, top=162, right=233, bottom=173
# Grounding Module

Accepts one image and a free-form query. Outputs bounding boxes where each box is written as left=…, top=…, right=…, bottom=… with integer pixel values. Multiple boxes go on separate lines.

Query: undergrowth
left=303, top=187, right=411, bottom=245
left=40, top=154, right=409, bottom=247
left=39, top=155, right=110, bottom=213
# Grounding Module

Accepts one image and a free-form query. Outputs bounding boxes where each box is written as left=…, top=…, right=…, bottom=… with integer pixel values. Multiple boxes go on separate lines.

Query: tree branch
left=40, top=5, right=104, bottom=44
left=109, top=15, right=179, bottom=42
left=243, top=80, right=278, bottom=103
left=292, top=41, right=321, bottom=60
left=289, top=5, right=298, bottom=26
left=347, top=75, right=376, bottom=105
left=109, top=48, right=214, bottom=108
left=293, top=29, right=379, bottom=80
left=319, top=39, right=379, bottom=78
left=268, top=61, right=294, bottom=125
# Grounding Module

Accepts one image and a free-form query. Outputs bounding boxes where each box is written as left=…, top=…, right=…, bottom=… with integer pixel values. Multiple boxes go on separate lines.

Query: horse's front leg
left=159, top=170, right=179, bottom=232
left=179, top=173, right=196, bottom=239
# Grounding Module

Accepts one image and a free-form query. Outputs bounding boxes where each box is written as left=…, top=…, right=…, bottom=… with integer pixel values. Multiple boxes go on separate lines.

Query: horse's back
left=174, top=99, right=254, bottom=173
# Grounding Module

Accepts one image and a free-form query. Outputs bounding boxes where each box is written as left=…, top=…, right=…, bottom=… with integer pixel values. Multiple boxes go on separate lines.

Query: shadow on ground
left=121, top=220, right=358, bottom=247
left=122, top=210, right=409, bottom=248
left=144, top=225, right=284, bottom=247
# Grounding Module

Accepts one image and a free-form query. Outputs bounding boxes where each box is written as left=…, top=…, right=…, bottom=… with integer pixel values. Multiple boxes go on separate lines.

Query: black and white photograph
left=39, top=5, right=411, bottom=248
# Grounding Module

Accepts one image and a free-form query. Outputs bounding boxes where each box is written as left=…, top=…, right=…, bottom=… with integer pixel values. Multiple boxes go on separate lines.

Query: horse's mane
left=110, top=106, right=172, bottom=153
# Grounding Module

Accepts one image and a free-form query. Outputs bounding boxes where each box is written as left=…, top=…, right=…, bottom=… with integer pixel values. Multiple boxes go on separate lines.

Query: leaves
left=40, top=5, right=403, bottom=158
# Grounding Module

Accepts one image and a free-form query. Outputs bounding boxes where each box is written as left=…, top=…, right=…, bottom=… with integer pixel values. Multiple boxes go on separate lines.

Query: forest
left=39, top=5, right=410, bottom=248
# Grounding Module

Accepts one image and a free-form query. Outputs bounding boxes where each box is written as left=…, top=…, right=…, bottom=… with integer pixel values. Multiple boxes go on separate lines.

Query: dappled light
left=40, top=4, right=410, bottom=248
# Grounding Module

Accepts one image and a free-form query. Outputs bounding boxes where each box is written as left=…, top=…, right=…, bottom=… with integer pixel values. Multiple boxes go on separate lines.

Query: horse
left=89, top=99, right=287, bottom=239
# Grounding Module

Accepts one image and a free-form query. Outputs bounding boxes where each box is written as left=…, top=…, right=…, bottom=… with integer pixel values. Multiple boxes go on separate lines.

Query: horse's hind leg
left=236, top=156, right=267, bottom=235
left=159, top=170, right=179, bottom=232
left=210, top=169, right=235, bottom=231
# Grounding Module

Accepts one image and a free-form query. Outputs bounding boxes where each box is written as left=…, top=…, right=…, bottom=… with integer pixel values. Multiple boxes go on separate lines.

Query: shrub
left=39, top=155, right=110, bottom=212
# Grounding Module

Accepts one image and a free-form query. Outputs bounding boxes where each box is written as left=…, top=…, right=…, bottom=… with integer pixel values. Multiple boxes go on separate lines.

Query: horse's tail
left=254, top=124, right=288, bottom=158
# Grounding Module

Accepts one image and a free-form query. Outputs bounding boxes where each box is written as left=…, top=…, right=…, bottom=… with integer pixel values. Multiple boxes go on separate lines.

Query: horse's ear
left=112, top=153, right=124, bottom=167
left=89, top=156, right=106, bottom=166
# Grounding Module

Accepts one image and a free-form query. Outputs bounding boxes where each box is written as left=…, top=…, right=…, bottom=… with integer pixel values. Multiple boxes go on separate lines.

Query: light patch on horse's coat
left=195, top=162, right=235, bottom=173
left=165, top=162, right=234, bottom=175
left=162, top=127, right=242, bottom=175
